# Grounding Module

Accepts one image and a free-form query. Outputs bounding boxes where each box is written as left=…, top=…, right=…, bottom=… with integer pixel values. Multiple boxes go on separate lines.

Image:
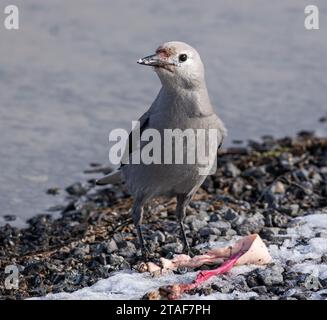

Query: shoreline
left=1, top=131, right=327, bottom=300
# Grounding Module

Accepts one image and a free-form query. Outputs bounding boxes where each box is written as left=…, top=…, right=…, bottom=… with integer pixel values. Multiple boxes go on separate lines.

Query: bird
left=96, top=41, right=227, bottom=258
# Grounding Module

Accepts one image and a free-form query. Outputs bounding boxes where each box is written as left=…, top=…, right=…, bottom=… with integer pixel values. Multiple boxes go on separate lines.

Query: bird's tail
left=96, top=169, right=122, bottom=185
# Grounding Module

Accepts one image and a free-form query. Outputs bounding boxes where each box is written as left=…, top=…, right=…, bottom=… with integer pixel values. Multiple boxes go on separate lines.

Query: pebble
left=150, top=230, right=166, bottom=243
left=225, top=163, right=241, bottom=178
left=236, top=213, right=265, bottom=235
left=65, top=182, right=88, bottom=196
left=119, top=242, right=137, bottom=258
left=272, top=181, right=285, bottom=194
left=161, top=242, right=183, bottom=255
left=4, top=215, right=17, bottom=222
left=187, top=218, right=207, bottom=231
left=257, top=264, right=284, bottom=286
left=223, top=208, right=239, bottom=222
left=297, top=274, right=321, bottom=291
left=199, top=227, right=221, bottom=237
left=108, top=254, right=125, bottom=266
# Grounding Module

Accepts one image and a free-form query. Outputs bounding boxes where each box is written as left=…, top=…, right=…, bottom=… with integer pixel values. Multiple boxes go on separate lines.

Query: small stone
left=224, top=208, right=238, bottom=222
left=251, top=286, right=268, bottom=294
left=4, top=215, right=16, bottom=222
left=234, top=276, right=250, bottom=291
left=190, top=201, right=211, bottom=212
left=113, top=233, right=125, bottom=248
left=108, top=254, right=125, bottom=266
left=319, top=277, right=327, bottom=288
left=211, top=282, right=234, bottom=293
left=272, top=212, right=289, bottom=228
left=294, top=168, right=309, bottom=181
left=257, top=264, right=284, bottom=286
left=264, top=191, right=277, bottom=208
left=225, top=229, right=237, bottom=237
left=297, top=274, right=321, bottom=291
left=289, top=204, right=300, bottom=216
left=65, top=182, right=88, bottom=196
left=46, top=187, right=60, bottom=195
left=231, top=178, right=245, bottom=196
left=272, top=181, right=285, bottom=194
left=319, top=116, right=327, bottom=123
left=236, top=213, right=265, bottom=235
left=225, top=162, right=241, bottom=178
left=246, top=271, right=260, bottom=288
left=150, top=230, right=166, bottom=243
left=188, top=218, right=207, bottom=231
left=209, top=221, right=231, bottom=233
left=98, top=253, right=107, bottom=265
left=119, top=241, right=136, bottom=258
left=199, top=227, right=221, bottom=237
left=104, top=239, right=119, bottom=253
left=315, top=231, right=327, bottom=238
left=260, top=227, right=280, bottom=241
left=243, top=166, right=266, bottom=178
left=161, top=242, right=183, bottom=254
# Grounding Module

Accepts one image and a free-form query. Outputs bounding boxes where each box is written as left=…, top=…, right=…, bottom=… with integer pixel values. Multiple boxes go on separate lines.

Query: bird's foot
left=183, top=245, right=196, bottom=258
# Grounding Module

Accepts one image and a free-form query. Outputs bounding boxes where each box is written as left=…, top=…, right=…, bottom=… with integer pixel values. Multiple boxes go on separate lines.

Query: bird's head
left=137, top=41, right=205, bottom=90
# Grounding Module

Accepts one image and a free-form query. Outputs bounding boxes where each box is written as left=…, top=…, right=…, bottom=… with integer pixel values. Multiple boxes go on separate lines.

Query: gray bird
left=97, top=41, right=227, bottom=257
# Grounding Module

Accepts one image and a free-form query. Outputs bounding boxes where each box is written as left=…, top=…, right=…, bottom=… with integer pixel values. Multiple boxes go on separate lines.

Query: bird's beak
left=137, top=54, right=162, bottom=66
left=137, top=54, right=178, bottom=67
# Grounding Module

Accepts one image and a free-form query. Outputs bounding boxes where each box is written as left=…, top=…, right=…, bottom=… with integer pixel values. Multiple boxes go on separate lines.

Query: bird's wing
left=96, top=110, right=150, bottom=186
left=119, top=110, right=150, bottom=168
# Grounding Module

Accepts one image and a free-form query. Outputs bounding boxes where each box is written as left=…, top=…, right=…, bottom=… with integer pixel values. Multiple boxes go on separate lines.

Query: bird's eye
left=179, top=54, right=188, bottom=62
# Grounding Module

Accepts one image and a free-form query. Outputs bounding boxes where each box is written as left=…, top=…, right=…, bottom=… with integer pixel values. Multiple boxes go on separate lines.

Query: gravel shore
left=1, top=131, right=326, bottom=300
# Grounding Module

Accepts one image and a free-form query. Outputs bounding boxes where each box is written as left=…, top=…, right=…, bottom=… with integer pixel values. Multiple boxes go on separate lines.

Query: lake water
left=0, top=0, right=326, bottom=225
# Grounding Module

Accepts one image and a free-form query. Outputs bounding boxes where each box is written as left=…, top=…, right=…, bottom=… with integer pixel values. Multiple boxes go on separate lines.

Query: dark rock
left=316, top=231, right=327, bottom=238
left=264, top=191, right=278, bottom=208
left=104, top=239, right=119, bottom=253
left=108, top=254, right=125, bottom=266
left=272, top=212, right=289, bottom=228
left=257, top=264, right=284, bottom=286
left=119, top=242, right=136, bottom=258
left=208, top=221, right=231, bottom=234
left=223, top=208, right=239, bottom=222
left=46, top=188, right=60, bottom=195
left=98, top=253, right=107, bottom=265
left=260, top=227, right=280, bottom=241
left=234, top=277, right=250, bottom=291
left=251, top=286, right=268, bottom=294
left=188, top=218, right=207, bottom=231
left=211, top=282, right=234, bottom=293
left=236, top=213, right=265, bottom=235
left=73, top=245, right=90, bottom=257
left=297, top=274, right=321, bottom=291
left=51, top=273, right=65, bottom=285
left=199, top=227, right=221, bottom=237
left=231, top=178, right=245, bottom=196
left=161, top=242, right=183, bottom=254
left=65, top=182, right=88, bottom=196
left=4, top=215, right=16, bottom=222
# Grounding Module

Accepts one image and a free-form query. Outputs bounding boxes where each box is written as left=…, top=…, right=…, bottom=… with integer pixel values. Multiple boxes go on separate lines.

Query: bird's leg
left=176, top=194, right=194, bottom=257
left=132, top=202, right=150, bottom=260
left=180, top=220, right=191, bottom=254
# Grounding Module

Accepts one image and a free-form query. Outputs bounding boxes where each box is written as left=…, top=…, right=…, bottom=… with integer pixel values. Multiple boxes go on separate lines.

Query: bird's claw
left=183, top=245, right=196, bottom=258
